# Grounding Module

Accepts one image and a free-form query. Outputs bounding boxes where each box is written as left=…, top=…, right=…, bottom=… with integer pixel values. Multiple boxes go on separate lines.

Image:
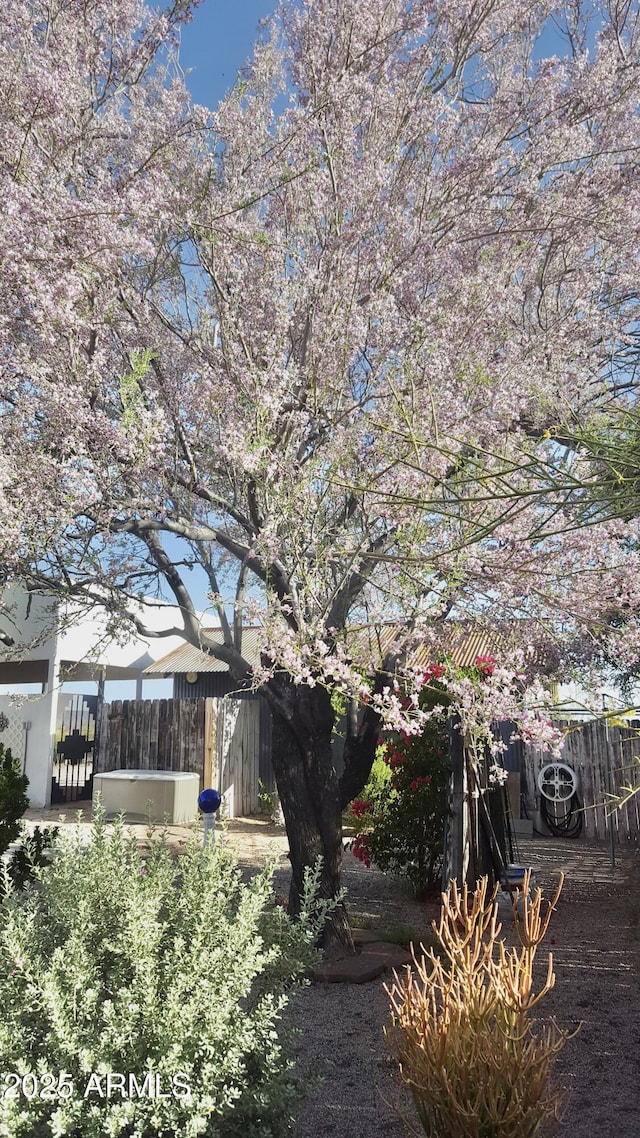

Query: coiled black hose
left=540, top=792, right=583, bottom=839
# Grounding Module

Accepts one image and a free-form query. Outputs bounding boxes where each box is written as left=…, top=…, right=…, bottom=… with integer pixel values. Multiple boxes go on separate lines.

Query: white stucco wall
left=0, top=693, right=53, bottom=807
left=0, top=584, right=195, bottom=677
left=0, top=586, right=58, bottom=666
left=55, top=598, right=189, bottom=675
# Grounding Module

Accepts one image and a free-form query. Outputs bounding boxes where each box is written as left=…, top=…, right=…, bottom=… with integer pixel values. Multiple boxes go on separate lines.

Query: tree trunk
left=263, top=673, right=384, bottom=951
left=268, top=683, right=353, bottom=950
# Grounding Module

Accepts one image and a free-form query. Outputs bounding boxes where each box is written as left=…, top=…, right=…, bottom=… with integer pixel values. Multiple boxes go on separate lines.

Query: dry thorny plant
left=386, top=872, right=574, bottom=1138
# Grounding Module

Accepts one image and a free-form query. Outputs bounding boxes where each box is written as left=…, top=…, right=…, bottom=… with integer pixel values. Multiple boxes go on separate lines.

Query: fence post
left=445, top=715, right=466, bottom=886
left=203, top=698, right=217, bottom=791
left=603, top=705, right=616, bottom=868
left=94, top=668, right=107, bottom=774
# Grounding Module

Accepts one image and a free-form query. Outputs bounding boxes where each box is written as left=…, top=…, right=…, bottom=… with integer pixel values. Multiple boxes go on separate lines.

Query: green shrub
left=2, top=825, right=59, bottom=894
left=0, top=811, right=333, bottom=1138
left=257, top=777, right=275, bottom=815
left=343, top=748, right=392, bottom=831
left=350, top=673, right=450, bottom=897
left=359, top=749, right=393, bottom=812
left=0, top=743, right=29, bottom=859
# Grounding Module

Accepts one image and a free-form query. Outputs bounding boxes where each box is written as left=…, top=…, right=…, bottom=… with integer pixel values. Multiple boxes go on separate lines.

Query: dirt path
left=517, top=838, right=640, bottom=1138
left=272, top=831, right=640, bottom=1138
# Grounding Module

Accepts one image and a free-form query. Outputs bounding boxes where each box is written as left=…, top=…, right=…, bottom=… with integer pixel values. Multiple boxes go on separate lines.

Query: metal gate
left=51, top=694, right=97, bottom=804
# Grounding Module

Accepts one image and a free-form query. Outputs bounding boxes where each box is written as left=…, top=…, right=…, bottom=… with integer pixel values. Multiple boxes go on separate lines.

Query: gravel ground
left=272, top=848, right=427, bottom=1138
left=517, top=838, right=640, bottom=1138
left=265, top=832, right=640, bottom=1138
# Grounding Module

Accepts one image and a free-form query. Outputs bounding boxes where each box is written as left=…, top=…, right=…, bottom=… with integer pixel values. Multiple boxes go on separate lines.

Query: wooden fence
left=523, top=718, right=640, bottom=843
left=95, top=695, right=272, bottom=818
left=96, top=698, right=206, bottom=778
left=212, top=697, right=262, bottom=818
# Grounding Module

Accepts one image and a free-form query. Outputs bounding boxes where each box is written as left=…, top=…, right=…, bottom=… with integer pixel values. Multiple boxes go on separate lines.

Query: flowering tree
left=2, top=0, right=640, bottom=941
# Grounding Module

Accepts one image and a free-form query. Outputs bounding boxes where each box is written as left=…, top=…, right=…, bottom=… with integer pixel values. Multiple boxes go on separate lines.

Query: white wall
left=0, top=693, right=53, bottom=807
left=1, top=584, right=200, bottom=676
left=0, top=585, right=58, bottom=665
left=56, top=597, right=189, bottom=673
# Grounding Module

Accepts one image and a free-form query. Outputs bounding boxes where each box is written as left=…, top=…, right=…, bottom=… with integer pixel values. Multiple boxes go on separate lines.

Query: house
left=143, top=627, right=264, bottom=699
left=143, top=620, right=513, bottom=693
left=0, top=584, right=196, bottom=806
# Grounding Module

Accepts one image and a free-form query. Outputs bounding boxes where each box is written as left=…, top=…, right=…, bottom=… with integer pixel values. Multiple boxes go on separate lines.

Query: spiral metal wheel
left=537, top=762, right=578, bottom=803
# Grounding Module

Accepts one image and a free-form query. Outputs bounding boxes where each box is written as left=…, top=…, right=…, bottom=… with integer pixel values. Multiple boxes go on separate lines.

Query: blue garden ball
left=198, top=788, right=222, bottom=814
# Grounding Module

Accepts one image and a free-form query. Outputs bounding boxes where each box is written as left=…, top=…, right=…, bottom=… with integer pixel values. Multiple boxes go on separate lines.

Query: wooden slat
left=148, top=700, right=159, bottom=769
left=158, top=700, right=168, bottom=769
left=522, top=718, right=640, bottom=844
left=204, top=698, right=217, bottom=790
left=258, top=699, right=275, bottom=793
left=142, top=700, right=151, bottom=769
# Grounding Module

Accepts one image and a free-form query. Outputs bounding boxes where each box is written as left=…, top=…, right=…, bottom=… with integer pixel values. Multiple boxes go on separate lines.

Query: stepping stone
left=313, top=940, right=413, bottom=984
left=314, top=954, right=386, bottom=984
left=351, top=927, right=386, bottom=945
left=359, top=941, right=413, bottom=971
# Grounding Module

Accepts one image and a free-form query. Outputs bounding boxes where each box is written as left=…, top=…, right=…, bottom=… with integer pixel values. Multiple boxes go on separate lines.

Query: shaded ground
left=23, top=808, right=640, bottom=1137
left=516, top=838, right=640, bottom=1138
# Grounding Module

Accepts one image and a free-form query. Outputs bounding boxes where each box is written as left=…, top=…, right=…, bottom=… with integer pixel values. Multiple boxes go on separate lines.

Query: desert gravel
left=267, top=833, right=640, bottom=1138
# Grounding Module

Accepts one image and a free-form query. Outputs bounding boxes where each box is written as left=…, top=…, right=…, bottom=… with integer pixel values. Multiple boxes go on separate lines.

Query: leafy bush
left=0, top=743, right=29, bottom=859
left=257, top=777, right=275, bottom=815
left=387, top=873, right=569, bottom=1138
left=1, top=825, right=59, bottom=894
left=0, top=811, right=333, bottom=1138
left=349, top=673, right=450, bottom=897
left=344, top=748, right=392, bottom=831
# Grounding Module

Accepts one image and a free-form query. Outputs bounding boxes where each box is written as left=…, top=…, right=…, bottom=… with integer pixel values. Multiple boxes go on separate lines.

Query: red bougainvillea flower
left=422, top=663, right=446, bottom=684
left=350, top=799, right=371, bottom=818
left=410, top=776, right=432, bottom=792
left=352, top=834, right=372, bottom=868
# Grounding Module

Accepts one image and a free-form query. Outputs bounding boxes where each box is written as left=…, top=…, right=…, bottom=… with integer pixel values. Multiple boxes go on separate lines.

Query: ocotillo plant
left=386, top=873, right=570, bottom=1138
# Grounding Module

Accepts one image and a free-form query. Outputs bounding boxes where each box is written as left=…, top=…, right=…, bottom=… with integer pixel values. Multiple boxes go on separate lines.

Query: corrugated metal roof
left=144, top=627, right=265, bottom=674
left=356, top=624, right=507, bottom=669
left=144, top=623, right=507, bottom=676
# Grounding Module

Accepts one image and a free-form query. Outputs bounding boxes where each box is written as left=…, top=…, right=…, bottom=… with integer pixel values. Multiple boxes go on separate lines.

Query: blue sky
left=179, top=1, right=276, bottom=109
left=177, top=0, right=576, bottom=114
